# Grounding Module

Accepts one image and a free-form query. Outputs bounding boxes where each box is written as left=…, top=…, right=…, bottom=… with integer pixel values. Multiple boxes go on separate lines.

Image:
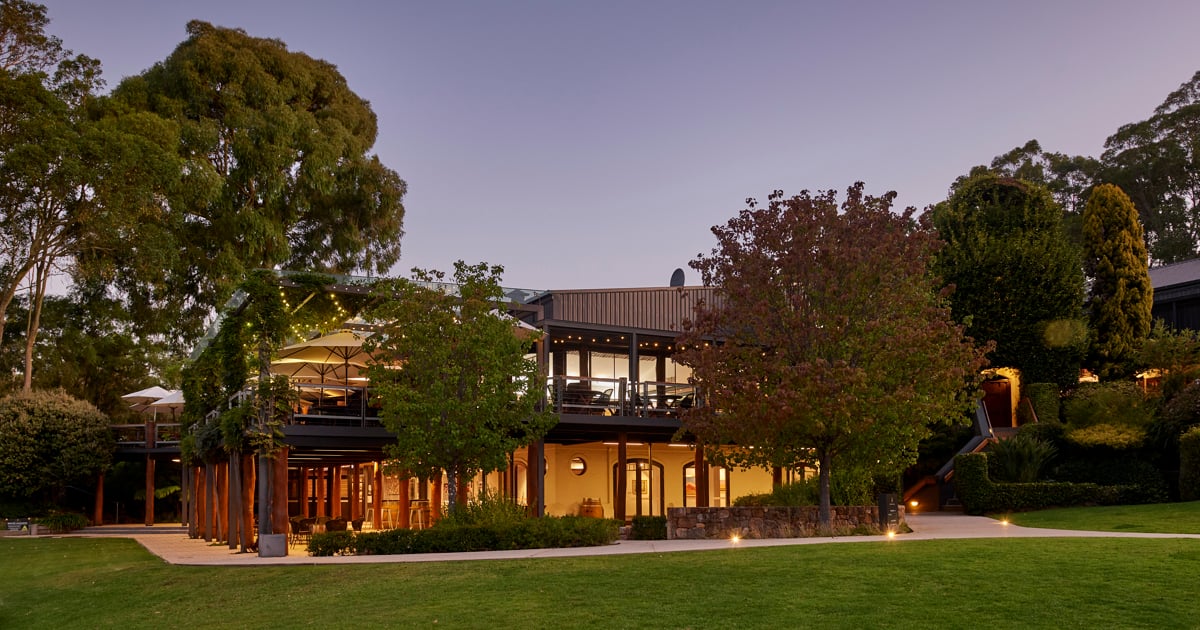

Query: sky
left=41, top=0, right=1200, bottom=291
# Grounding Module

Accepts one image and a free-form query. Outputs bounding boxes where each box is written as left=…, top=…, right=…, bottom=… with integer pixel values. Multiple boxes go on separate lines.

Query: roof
left=1150, top=258, right=1200, bottom=290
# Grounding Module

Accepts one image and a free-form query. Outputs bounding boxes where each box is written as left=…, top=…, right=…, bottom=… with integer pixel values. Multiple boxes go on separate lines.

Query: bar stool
left=409, top=500, right=427, bottom=530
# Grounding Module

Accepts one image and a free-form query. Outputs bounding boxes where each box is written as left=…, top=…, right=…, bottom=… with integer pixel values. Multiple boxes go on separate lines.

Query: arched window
left=613, top=458, right=664, bottom=516
left=683, top=462, right=730, bottom=507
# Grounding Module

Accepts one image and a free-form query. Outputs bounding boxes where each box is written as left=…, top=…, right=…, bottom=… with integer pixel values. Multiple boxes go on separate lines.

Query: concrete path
left=52, top=513, right=1200, bottom=566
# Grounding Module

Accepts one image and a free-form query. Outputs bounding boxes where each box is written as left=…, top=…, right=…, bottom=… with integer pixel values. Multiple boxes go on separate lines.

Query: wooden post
left=316, top=466, right=326, bottom=517
left=299, top=467, right=310, bottom=518
left=351, top=464, right=361, bottom=520
left=217, top=461, right=229, bottom=542
left=227, top=455, right=240, bottom=550
left=616, top=433, right=628, bottom=521
left=273, top=449, right=288, bottom=534
left=241, top=453, right=255, bottom=549
left=694, top=443, right=707, bottom=508
left=204, top=464, right=215, bottom=541
left=772, top=466, right=783, bottom=488
left=431, top=471, right=443, bottom=524
left=399, top=476, right=412, bottom=529
left=372, top=464, right=383, bottom=530
left=144, top=456, right=156, bottom=526
left=93, top=472, right=104, bottom=525
left=195, top=466, right=207, bottom=540
left=331, top=465, right=343, bottom=519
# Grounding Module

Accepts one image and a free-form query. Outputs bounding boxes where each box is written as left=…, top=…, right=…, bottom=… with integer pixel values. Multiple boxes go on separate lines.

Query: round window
left=569, top=456, right=587, bottom=476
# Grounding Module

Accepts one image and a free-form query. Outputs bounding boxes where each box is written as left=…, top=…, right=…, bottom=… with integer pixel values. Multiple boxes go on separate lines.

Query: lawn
left=3, top=536, right=1200, bottom=628
left=1004, top=500, right=1200, bottom=533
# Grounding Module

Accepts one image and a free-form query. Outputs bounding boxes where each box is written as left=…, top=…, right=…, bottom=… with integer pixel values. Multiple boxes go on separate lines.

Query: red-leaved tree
left=676, top=184, right=990, bottom=527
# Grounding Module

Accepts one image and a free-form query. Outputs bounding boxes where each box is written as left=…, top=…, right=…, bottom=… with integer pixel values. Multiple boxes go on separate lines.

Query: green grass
left=1004, top=500, right=1200, bottom=534
left=3, top=536, right=1200, bottom=628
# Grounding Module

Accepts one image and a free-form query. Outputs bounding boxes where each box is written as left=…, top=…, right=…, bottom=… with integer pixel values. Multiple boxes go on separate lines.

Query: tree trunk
left=21, top=256, right=51, bottom=392
left=446, top=465, right=458, bottom=513
left=817, top=448, right=832, bottom=529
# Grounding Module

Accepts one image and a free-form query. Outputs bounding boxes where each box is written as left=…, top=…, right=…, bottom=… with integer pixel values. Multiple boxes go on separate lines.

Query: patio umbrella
left=122, top=386, right=173, bottom=413
left=276, top=330, right=374, bottom=366
left=146, top=390, right=185, bottom=417
left=270, top=357, right=369, bottom=384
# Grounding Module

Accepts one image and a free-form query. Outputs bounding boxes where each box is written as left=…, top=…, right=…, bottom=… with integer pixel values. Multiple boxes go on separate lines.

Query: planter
left=258, top=533, right=288, bottom=557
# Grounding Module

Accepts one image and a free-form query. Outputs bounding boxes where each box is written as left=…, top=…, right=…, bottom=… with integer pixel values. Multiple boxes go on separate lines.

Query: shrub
left=1062, top=381, right=1154, bottom=430
left=437, top=490, right=527, bottom=528
left=307, top=530, right=356, bottom=556
left=33, top=512, right=88, bottom=533
left=1065, top=423, right=1146, bottom=449
left=955, top=452, right=1143, bottom=514
left=1181, top=426, right=1200, bottom=501
left=307, top=515, right=620, bottom=557
left=0, top=390, right=112, bottom=501
left=1024, top=383, right=1060, bottom=423
left=630, top=515, right=667, bottom=540
left=1051, top=458, right=1169, bottom=503
left=734, top=479, right=819, bottom=507
left=988, top=433, right=1057, bottom=483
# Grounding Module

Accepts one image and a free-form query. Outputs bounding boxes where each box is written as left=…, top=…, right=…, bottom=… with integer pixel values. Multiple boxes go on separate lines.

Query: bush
left=307, top=530, right=356, bottom=556
left=1051, top=458, right=1169, bottom=503
left=988, top=433, right=1057, bottom=483
left=629, top=516, right=667, bottom=540
left=308, top=515, right=620, bottom=557
left=955, top=452, right=1143, bottom=514
left=1062, top=382, right=1153, bottom=438
left=1181, top=426, right=1200, bottom=501
left=1024, top=383, right=1060, bottom=423
left=33, top=512, right=88, bottom=533
left=734, top=479, right=819, bottom=507
left=436, top=490, right=528, bottom=528
left=0, top=390, right=112, bottom=501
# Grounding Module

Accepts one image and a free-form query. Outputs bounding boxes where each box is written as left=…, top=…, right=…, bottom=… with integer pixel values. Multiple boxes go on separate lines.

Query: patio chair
left=351, top=517, right=364, bottom=532
left=325, top=518, right=348, bottom=532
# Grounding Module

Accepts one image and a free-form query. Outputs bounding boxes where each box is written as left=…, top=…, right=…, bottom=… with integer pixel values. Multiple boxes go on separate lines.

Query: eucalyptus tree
left=676, top=184, right=989, bottom=527
left=109, top=21, right=407, bottom=344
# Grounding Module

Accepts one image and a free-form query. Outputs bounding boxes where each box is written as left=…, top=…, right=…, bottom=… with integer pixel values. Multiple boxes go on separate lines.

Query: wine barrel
left=579, top=498, right=604, bottom=518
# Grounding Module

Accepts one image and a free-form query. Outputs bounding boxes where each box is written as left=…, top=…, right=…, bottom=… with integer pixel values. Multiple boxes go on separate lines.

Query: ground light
left=730, top=534, right=740, bottom=544
left=886, top=530, right=896, bottom=540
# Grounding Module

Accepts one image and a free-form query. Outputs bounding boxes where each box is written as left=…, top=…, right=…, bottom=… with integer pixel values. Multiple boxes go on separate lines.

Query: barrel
left=579, top=498, right=604, bottom=518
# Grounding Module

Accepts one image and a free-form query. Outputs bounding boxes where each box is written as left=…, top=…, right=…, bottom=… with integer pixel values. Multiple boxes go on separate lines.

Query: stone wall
left=666, top=505, right=905, bottom=539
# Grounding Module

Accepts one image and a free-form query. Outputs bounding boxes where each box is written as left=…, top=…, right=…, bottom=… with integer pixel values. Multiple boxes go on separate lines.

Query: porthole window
left=569, top=456, right=587, bottom=476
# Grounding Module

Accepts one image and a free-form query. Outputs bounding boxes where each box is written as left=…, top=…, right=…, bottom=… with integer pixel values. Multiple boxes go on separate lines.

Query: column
left=331, top=466, right=343, bottom=519
left=93, top=472, right=104, bottom=525
left=616, top=434, right=628, bottom=521
left=316, top=466, right=326, bottom=517
left=372, top=464, right=383, bottom=530
left=144, top=456, right=156, bottom=526
left=350, top=464, right=361, bottom=520
left=272, top=449, right=289, bottom=534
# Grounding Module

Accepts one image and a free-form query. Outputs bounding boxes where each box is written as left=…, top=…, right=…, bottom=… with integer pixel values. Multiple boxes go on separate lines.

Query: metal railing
left=546, top=376, right=698, bottom=418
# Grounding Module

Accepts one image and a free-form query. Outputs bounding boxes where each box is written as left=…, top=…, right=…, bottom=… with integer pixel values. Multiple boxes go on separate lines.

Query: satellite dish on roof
left=669, top=268, right=685, bottom=287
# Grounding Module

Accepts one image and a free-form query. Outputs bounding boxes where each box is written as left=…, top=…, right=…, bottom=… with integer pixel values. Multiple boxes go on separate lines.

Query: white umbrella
left=277, top=330, right=374, bottom=365
left=270, top=357, right=368, bottom=384
left=123, top=386, right=173, bottom=414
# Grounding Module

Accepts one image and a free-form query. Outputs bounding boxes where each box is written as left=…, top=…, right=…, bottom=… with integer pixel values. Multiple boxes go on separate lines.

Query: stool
left=409, top=501, right=427, bottom=530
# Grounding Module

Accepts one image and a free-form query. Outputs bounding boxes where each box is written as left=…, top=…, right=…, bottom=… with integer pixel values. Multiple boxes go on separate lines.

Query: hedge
left=1024, top=382, right=1060, bottom=423
left=629, top=515, right=667, bottom=540
left=307, top=515, right=620, bottom=557
left=954, top=452, right=1143, bottom=514
left=1181, top=426, right=1200, bottom=502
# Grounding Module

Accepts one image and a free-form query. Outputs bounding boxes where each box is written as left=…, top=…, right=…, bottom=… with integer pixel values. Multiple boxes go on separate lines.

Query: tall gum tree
left=109, top=21, right=407, bottom=344
left=1082, top=183, right=1153, bottom=378
left=676, top=184, right=989, bottom=527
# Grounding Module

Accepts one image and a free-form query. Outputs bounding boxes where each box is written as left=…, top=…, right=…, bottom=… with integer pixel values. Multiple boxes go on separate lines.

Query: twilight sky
left=43, top=0, right=1200, bottom=290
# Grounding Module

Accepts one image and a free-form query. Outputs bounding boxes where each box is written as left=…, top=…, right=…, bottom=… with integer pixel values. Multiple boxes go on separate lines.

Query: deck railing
left=546, top=376, right=698, bottom=417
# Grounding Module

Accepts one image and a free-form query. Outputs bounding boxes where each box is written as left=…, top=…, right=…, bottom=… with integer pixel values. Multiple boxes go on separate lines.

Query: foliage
left=1101, top=70, right=1200, bottom=264
left=1064, top=424, right=1146, bottom=450
left=735, top=479, right=820, bottom=507
left=932, top=173, right=1087, bottom=387
left=310, top=515, right=620, bottom=556
left=32, top=512, right=87, bottom=532
left=0, top=1, right=178, bottom=390
left=1150, top=379, right=1200, bottom=492
left=677, top=183, right=989, bottom=528
left=988, top=433, right=1057, bottom=483
left=1082, top=184, right=1153, bottom=378
left=365, top=262, right=556, bottom=508
left=434, top=489, right=528, bottom=528
left=985, top=139, right=1102, bottom=219
left=1051, top=458, right=1168, bottom=503
left=1024, top=382, right=1061, bottom=424
left=1180, top=426, right=1200, bottom=501
left=629, top=515, right=667, bottom=540
left=1137, top=320, right=1200, bottom=398
left=0, top=390, right=111, bottom=500
left=955, top=453, right=1147, bottom=515
left=107, top=20, right=406, bottom=344
left=1062, top=381, right=1154, bottom=428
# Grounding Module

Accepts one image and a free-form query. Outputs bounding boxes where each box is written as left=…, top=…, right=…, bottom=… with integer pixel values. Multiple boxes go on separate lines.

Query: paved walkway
left=54, top=513, right=1200, bottom=566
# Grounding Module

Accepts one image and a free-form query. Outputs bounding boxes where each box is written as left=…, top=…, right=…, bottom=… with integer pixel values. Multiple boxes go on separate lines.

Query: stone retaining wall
left=666, top=505, right=905, bottom=539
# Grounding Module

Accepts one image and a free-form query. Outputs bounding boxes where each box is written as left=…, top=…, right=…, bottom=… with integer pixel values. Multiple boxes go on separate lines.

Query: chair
left=351, top=518, right=364, bottom=532
left=290, top=518, right=313, bottom=547
left=325, top=518, right=348, bottom=532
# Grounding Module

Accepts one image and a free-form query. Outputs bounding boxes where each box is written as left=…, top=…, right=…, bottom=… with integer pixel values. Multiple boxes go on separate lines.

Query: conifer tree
left=1082, top=183, right=1153, bottom=377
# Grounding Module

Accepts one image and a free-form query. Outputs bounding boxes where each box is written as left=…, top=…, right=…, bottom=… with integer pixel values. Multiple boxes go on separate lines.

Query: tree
left=1101, top=70, right=1200, bottom=265
left=109, top=21, right=407, bottom=344
left=365, top=262, right=557, bottom=510
left=0, top=389, right=112, bottom=502
left=1082, top=184, right=1153, bottom=378
left=676, top=184, right=989, bottom=527
left=988, top=139, right=1101, bottom=217
left=932, top=174, right=1087, bottom=387
left=0, top=1, right=179, bottom=390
